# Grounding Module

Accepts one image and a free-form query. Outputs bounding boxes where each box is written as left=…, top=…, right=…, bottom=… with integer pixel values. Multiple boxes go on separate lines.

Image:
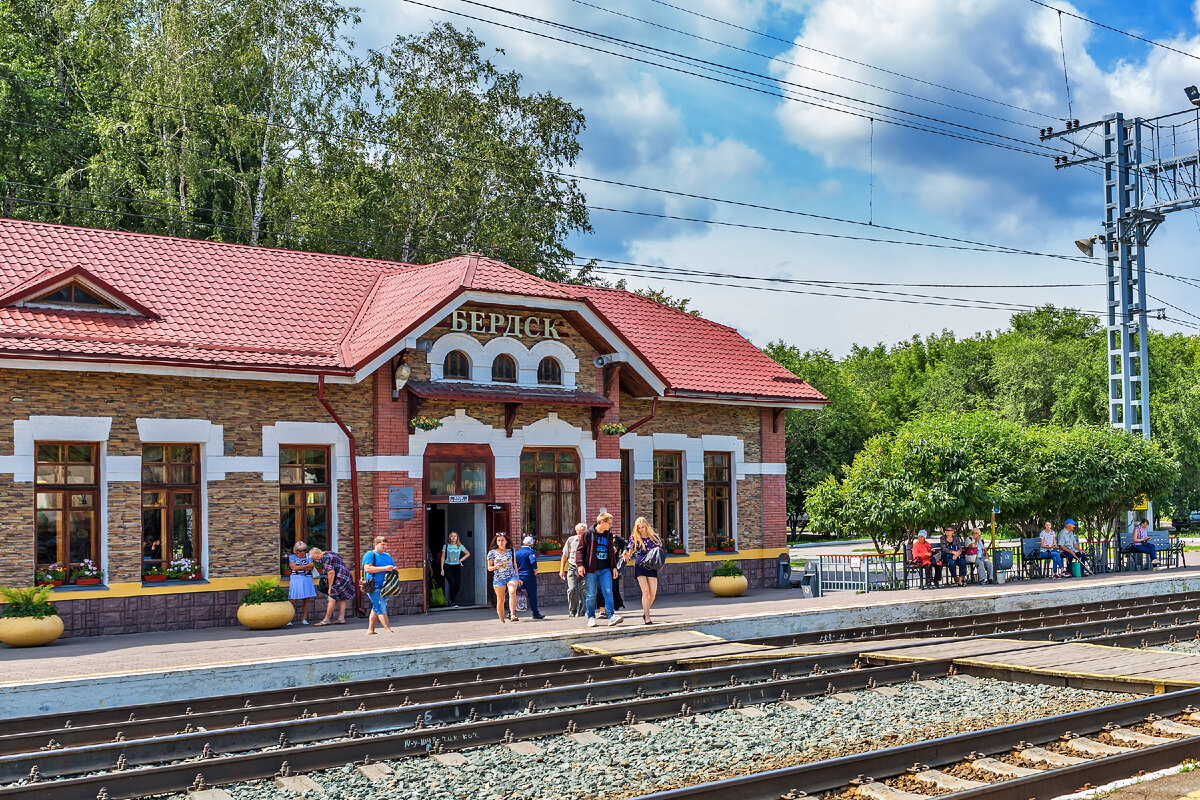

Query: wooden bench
left=1021, top=537, right=1058, bottom=578
left=1117, top=530, right=1184, bottom=570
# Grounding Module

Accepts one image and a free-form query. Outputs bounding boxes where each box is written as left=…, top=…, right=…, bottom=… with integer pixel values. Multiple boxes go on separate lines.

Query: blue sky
left=365, top=0, right=1200, bottom=355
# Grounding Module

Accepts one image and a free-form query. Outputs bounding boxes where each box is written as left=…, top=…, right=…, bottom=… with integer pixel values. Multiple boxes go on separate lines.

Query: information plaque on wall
left=388, top=487, right=415, bottom=520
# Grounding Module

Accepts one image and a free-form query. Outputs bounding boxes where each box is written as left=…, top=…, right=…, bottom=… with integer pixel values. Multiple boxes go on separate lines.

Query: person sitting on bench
left=912, top=530, right=941, bottom=589
left=1127, top=518, right=1159, bottom=567
left=1056, top=519, right=1088, bottom=575
left=967, top=528, right=995, bottom=584
left=941, top=527, right=967, bottom=586
left=1038, top=521, right=1066, bottom=577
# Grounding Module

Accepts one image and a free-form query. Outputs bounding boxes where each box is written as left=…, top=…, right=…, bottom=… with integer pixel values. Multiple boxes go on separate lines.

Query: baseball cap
left=1064, top=519, right=1076, bottom=526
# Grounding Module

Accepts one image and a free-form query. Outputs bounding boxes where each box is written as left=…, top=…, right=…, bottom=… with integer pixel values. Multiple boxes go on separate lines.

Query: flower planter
left=709, top=575, right=748, bottom=598
left=669, top=549, right=687, bottom=555
left=35, top=580, right=62, bottom=588
left=237, top=601, right=295, bottom=630
left=143, top=575, right=166, bottom=582
left=543, top=549, right=562, bottom=556
left=281, top=570, right=292, bottom=577
left=719, top=547, right=736, bottom=552
left=74, top=578, right=101, bottom=586
left=0, top=615, right=64, bottom=647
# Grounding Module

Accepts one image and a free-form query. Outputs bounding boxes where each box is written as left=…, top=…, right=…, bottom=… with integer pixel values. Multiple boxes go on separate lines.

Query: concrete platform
left=3, top=567, right=1198, bottom=718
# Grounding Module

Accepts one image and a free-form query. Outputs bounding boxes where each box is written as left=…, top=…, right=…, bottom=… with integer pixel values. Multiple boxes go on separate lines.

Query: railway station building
left=0, top=218, right=826, bottom=636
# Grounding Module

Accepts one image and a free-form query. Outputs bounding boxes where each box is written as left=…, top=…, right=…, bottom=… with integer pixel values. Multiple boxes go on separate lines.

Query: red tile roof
left=0, top=218, right=825, bottom=403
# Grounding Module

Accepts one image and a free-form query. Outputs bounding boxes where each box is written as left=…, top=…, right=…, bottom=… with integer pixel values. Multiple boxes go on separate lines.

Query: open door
left=486, top=503, right=510, bottom=607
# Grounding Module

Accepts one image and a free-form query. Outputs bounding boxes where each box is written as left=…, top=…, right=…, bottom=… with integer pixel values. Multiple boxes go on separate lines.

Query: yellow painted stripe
left=46, top=568, right=425, bottom=600
left=949, top=657, right=1200, bottom=688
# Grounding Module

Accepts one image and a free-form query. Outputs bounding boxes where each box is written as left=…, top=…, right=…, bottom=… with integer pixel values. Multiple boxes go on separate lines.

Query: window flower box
left=143, top=574, right=167, bottom=582
left=534, top=540, right=562, bottom=557
left=74, top=578, right=102, bottom=586
left=71, top=559, right=103, bottom=585
left=668, top=548, right=687, bottom=555
left=35, top=580, right=63, bottom=587
left=411, top=415, right=442, bottom=432
left=36, top=564, right=66, bottom=586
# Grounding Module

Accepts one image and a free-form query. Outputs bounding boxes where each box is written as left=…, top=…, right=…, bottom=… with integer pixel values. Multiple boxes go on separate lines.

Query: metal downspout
left=317, top=375, right=363, bottom=617
left=624, top=396, right=658, bottom=433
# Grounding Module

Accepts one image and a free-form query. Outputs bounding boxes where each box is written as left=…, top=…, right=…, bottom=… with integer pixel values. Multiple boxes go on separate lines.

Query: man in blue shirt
left=515, top=536, right=544, bottom=619
left=362, top=536, right=396, bottom=634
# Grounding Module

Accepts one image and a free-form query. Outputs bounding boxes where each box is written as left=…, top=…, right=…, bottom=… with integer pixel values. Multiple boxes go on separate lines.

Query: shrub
left=712, top=559, right=744, bottom=577
left=0, top=585, right=59, bottom=619
left=240, top=577, right=289, bottom=605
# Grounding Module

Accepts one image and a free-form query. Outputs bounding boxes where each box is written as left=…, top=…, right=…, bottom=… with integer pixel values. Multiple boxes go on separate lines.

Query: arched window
left=443, top=350, right=471, bottom=380
left=491, top=354, right=517, bottom=383
left=537, top=356, right=562, bottom=385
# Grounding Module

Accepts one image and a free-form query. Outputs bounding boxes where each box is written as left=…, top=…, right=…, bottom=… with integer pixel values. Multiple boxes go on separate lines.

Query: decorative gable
left=0, top=265, right=157, bottom=317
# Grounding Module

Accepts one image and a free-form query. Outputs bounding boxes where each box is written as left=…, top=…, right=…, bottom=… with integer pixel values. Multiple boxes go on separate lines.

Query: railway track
left=631, top=687, right=1200, bottom=800
left=5, top=591, right=1199, bottom=799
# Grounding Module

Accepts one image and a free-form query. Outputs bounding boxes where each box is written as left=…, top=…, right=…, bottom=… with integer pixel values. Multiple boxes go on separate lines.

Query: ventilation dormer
left=0, top=265, right=157, bottom=318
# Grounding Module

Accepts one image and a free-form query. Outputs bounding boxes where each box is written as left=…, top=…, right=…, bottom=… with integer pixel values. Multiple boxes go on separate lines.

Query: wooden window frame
left=520, top=448, right=581, bottom=542
left=536, top=356, right=562, bottom=385
left=34, top=442, right=100, bottom=585
left=141, top=443, right=203, bottom=578
left=279, top=446, right=332, bottom=574
left=703, top=452, right=733, bottom=551
left=491, top=353, right=517, bottom=383
left=423, top=444, right=493, bottom=502
left=652, top=451, right=683, bottom=550
left=444, top=349, right=471, bottom=379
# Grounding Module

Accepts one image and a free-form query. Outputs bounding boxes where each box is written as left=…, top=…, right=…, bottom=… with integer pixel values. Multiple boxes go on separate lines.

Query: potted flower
left=411, top=415, right=442, bottom=432
left=143, top=566, right=167, bottom=582
left=709, top=559, right=748, bottom=598
left=281, top=557, right=291, bottom=577
left=236, top=577, right=294, bottom=630
left=718, top=538, right=737, bottom=552
left=0, top=585, right=64, bottom=647
left=167, top=558, right=201, bottom=580
left=71, top=560, right=103, bottom=585
left=665, top=540, right=687, bottom=555
left=35, top=564, right=65, bottom=587
left=599, top=422, right=626, bottom=436
left=535, top=539, right=562, bottom=556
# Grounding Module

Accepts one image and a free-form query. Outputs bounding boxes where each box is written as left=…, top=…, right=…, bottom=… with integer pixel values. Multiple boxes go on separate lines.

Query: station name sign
left=449, top=309, right=563, bottom=340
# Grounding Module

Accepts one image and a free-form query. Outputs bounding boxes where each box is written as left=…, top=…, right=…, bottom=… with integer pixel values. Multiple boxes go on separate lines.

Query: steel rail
left=0, top=649, right=869, bottom=757
left=0, top=659, right=958, bottom=800
left=11, top=592, right=1183, bottom=743
left=1, top=653, right=614, bottom=736
left=0, top=653, right=940, bottom=781
left=624, top=687, right=1200, bottom=800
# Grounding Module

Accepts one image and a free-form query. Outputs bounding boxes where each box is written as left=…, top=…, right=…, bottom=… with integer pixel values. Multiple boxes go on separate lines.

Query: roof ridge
left=578, top=283, right=741, bottom=334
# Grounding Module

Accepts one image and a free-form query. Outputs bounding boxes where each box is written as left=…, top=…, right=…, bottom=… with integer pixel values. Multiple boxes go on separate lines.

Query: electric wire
left=565, top=0, right=1038, bottom=130
left=431, top=0, right=1075, bottom=160
left=642, top=0, right=1049, bottom=119
left=1027, top=0, right=1200, bottom=65
left=0, top=112, right=1105, bottom=266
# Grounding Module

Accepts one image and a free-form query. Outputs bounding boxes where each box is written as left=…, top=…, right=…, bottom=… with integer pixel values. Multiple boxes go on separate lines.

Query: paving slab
left=274, top=775, right=323, bottom=794
left=567, top=732, right=607, bottom=745
left=631, top=722, right=662, bottom=736
left=505, top=741, right=542, bottom=755
left=356, top=763, right=391, bottom=780
left=782, top=699, right=815, bottom=711
left=4, top=568, right=1198, bottom=718
left=431, top=753, right=468, bottom=767
left=734, top=707, right=766, bottom=718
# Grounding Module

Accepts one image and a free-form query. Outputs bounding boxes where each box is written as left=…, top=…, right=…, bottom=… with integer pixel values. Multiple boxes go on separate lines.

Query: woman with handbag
left=309, top=547, right=353, bottom=625
left=362, top=536, right=397, bottom=635
left=487, top=532, right=521, bottom=623
left=629, top=517, right=663, bottom=625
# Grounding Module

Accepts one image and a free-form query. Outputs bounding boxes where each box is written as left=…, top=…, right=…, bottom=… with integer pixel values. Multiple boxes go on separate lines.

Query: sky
left=362, top=0, right=1200, bottom=356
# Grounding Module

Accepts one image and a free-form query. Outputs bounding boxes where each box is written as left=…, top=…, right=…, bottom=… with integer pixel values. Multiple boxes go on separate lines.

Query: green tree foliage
left=0, top=3, right=590, bottom=278
left=770, top=305, right=1195, bottom=524
left=807, top=412, right=1177, bottom=552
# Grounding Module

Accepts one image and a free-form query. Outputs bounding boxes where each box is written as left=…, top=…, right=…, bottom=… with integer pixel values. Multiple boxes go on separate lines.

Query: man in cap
left=1057, top=519, right=1088, bottom=576
left=514, top=535, right=544, bottom=619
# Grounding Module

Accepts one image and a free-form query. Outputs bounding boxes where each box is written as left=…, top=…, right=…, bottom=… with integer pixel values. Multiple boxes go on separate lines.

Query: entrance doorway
left=426, top=502, right=488, bottom=607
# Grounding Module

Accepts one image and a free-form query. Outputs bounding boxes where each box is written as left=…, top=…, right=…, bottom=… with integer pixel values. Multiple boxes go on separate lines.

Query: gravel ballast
left=158, top=677, right=1133, bottom=800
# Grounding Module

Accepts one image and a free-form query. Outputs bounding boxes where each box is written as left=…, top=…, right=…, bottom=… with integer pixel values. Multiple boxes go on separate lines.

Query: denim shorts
left=367, top=588, right=387, bottom=615
left=492, top=573, right=517, bottom=588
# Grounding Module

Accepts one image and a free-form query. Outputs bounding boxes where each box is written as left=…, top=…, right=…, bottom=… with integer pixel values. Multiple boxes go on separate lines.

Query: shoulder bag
left=640, top=543, right=666, bottom=572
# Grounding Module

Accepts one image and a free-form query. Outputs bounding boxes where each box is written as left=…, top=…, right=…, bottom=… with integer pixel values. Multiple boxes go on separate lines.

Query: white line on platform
left=1050, top=763, right=1193, bottom=800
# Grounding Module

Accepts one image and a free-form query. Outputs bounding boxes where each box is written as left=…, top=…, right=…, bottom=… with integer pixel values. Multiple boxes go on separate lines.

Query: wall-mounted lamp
left=392, top=350, right=412, bottom=399
left=1186, top=85, right=1200, bottom=107
left=1074, top=234, right=1105, bottom=257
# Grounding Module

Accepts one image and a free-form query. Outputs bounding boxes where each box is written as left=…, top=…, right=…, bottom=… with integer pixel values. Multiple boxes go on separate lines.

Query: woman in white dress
left=287, top=541, right=317, bottom=625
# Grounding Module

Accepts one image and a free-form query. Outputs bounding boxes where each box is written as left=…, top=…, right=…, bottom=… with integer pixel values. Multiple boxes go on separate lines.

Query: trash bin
left=777, top=554, right=792, bottom=588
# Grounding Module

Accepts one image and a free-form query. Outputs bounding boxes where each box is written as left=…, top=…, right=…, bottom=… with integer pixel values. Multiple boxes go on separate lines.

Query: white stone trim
left=355, top=289, right=667, bottom=395
left=742, top=462, right=786, bottom=476
left=427, top=331, right=579, bottom=389
left=4, top=416, right=114, bottom=582
left=262, top=421, right=349, bottom=552
left=0, top=357, right=354, bottom=384
left=134, top=419, right=223, bottom=578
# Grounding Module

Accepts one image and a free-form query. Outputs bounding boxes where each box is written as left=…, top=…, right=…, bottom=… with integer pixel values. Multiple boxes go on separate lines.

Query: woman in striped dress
left=309, top=547, right=354, bottom=625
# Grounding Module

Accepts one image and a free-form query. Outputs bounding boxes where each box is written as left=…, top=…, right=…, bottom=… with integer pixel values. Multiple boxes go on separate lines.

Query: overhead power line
left=643, top=0, right=1049, bottom=118
left=1027, top=0, right=1200, bottom=64
left=566, top=0, right=1036, bottom=130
